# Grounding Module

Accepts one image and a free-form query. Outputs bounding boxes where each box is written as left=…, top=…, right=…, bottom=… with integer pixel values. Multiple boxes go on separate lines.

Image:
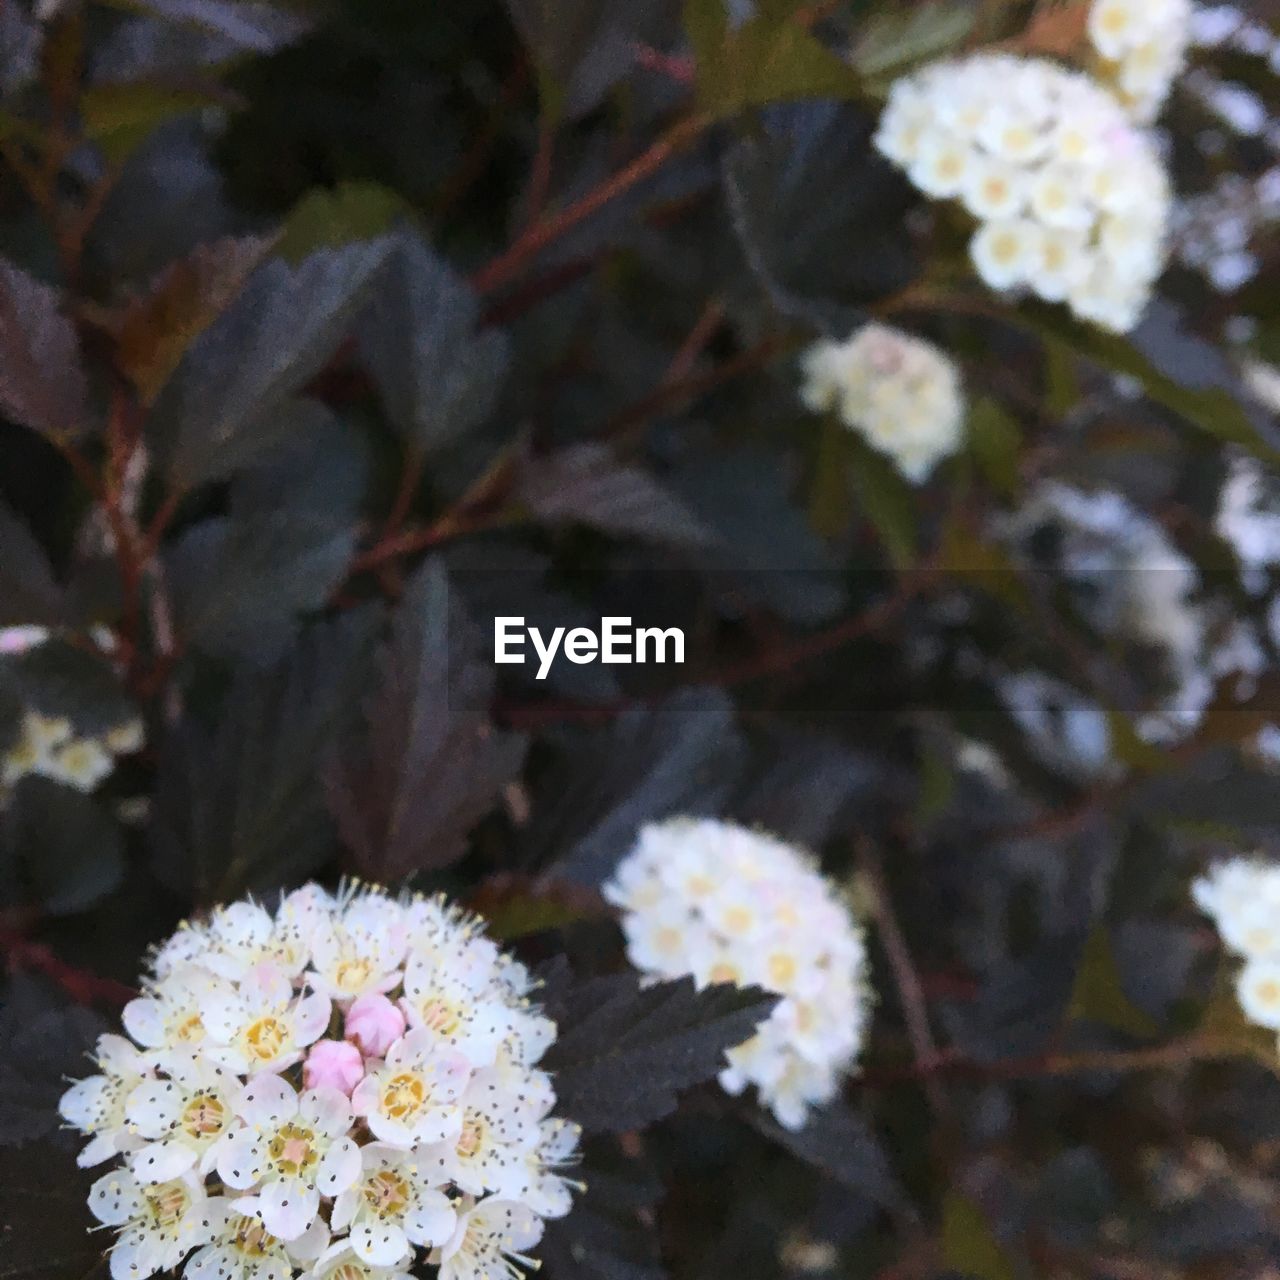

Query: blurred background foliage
left=4, top=0, right=1280, bottom=1277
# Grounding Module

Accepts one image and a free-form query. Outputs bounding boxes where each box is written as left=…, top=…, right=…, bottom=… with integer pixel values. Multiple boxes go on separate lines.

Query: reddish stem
left=470, top=114, right=710, bottom=296
left=1, top=929, right=136, bottom=1009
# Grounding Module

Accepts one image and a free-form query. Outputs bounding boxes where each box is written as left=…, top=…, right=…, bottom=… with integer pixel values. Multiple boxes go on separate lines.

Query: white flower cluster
left=1193, top=858, right=1280, bottom=1038
left=875, top=54, right=1171, bottom=333
left=3, top=708, right=143, bottom=793
left=1088, top=0, right=1191, bottom=122
left=800, top=324, right=964, bottom=483
left=604, top=818, right=870, bottom=1131
left=59, top=884, right=580, bottom=1280
left=0, top=625, right=143, bottom=795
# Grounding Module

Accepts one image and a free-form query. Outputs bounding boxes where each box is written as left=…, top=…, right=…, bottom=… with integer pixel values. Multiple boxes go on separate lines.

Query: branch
left=470, top=113, right=710, bottom=295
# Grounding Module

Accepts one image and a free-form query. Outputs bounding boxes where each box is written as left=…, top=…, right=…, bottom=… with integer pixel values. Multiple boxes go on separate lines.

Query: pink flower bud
left=303, top=1038, right=364, bottom=1095
left=344, top=992, right=406, bottom=1058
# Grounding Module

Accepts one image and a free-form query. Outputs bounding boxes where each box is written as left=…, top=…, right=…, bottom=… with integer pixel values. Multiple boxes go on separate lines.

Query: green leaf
left=1104, top=709, right=1172, bottom=773
left=808, top=413, right=853, bottom=538
left=1019, top=304, right=1280, bottom=467
left=1068, top=923, right=1159, bottom=1038
left=939, top=518, right=1030, bottom=610
left=685, top=0, right=863, bottom=119
left=277, top=183, right=412, bottom=264
left=849, top=434, right=917, bottom=568
left=967, top=397, right=1022, bottom=497
left=81, top=81, right=224, bottom=165
left=853, top=1, right=975, bottom=87
left=942, top=1192, right=1015, bottom=1280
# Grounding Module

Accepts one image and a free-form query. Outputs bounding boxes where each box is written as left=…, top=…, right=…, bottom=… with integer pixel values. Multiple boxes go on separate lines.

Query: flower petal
left=351, top=1218, right=409, bottom=1267
left=257, top=1176, right=320, bottom=1242
left=235, top=1073, right=296, bottom=1128
left=316, top=1135, right=361, bottom=1197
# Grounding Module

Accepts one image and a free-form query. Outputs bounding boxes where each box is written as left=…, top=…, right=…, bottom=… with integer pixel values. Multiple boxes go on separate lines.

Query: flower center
left=232, top=1216, right=278, bottom=1257
left=767, top=954, right=798, bottom=988
left=336, top=957, right=373, bottom=992
left=333, top=1266, right=367, bottom=1280
left=363, top=1169, right=411, bottom=1218
left=173, top=1013, right=205, bottom=1043
left=180, top=1091, right=227, bottom=1138
left=418, top=999, right=463, bottom=1037
left=456, top=1117, right=485, bottom=1160
left=245, top=1016, right=287, bottom=1061
left=268, top=1122, right=318, bottom=1175
left=381, top=1072, right=428, bottom=1121
left=144, top=1181, right=190, bottom=1230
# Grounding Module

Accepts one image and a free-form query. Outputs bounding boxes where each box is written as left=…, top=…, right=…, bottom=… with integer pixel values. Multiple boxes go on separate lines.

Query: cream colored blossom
left=876, top=54, right=1171, bottom=332
left=800, top=324, right=965, bottom=483
left=605, top=818, right=871, bottom=1130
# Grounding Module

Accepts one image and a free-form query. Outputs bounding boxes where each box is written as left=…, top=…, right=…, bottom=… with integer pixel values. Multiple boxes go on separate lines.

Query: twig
left=470, top=113, right=710, bottom=295
left=858, top=840, right=949, bottom=1117
left=0, top=929, right=136, bottom=1009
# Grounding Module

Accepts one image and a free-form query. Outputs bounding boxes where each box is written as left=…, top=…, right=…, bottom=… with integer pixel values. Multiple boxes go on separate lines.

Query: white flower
left=961, top=155, right=1029, bottom=221
left=970, top=218, right=1040, bottom=290
left=399, top=939, right=518, bottom=1070
left=59, top=1034, right=152, bottom=1168
left=126, top=1050, right=241, bottom=1183
left=89, top=1170, right=213, bottom=1280
left=214, top=1075, right=361, bottom=1240
left=876, top=53, right=1171, bottom=332
left=149, top=923, right=215, bottom=979
left=605, top=818, right=871, bottom=1130
left=1237, top=956, right=1280, bottom=1029
left=123, top=966, right=228, bottom=1054
left=204, top=901, right=313, bottom=983
left=415, top=1065, right=544, bottom=1199
left=185, top=1198, right=329, bottom=1280
left=1193, top=858, right=1280, bottom=956
left=484, top=1118, right=583, bottom=1219
left=350, top=1027, right=471, bottom=1147
left=305, top=1244, right=413, bottom=1280
left=433, top=1198, right=545, bottom=1280
left=330, top=1143, right=456, bottom=1265
left=1087, top=0, right=1191, bottom=122
left=65, top=884, right=580, bottom=1279
left=198, top=963, right=330, bottom=1074
left=799, top=324, right=965, bottom=484
left=308, top=892, right=408, bottom=1004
